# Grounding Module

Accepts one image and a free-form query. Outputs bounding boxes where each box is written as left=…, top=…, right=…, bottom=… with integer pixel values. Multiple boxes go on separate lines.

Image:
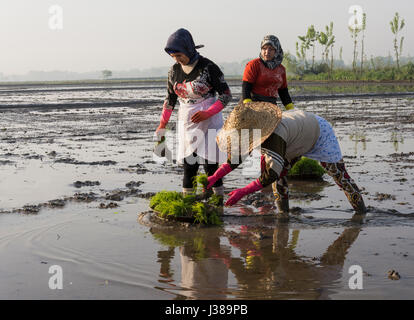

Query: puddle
left=0, top=81, right=413, bottom=299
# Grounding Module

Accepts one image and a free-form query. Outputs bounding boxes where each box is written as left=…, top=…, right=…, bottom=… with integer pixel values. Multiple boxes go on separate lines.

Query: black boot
left=276, top=198, right=290, bottom=222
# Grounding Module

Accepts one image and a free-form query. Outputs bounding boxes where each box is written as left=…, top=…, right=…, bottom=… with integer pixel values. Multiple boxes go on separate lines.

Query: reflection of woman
left=151, top=227, right=229, bottom=299
left=155, top=28, right=232, bottom=197
left=242, top=35, right=294, bottom=110
left=150, top=222, right=362, bottom=299
left=225, top=224, right=362, bottom=299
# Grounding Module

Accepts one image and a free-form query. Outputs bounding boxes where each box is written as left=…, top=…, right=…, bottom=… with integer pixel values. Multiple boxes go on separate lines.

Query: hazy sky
left=0, top=0, right=412, bottom=74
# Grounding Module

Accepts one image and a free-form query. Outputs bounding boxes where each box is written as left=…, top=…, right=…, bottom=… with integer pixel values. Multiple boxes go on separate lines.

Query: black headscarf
left=165, top=28, right=204, bottom=65
left=259, top=35, right=284, bottom=69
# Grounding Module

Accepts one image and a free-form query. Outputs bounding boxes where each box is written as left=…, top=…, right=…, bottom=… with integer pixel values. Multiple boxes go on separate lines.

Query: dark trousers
left=183, top=153, right=223, bottom=189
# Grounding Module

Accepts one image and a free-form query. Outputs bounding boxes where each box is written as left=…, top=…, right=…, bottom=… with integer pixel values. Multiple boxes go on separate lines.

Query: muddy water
left=0, top=82, right=413, bottom=299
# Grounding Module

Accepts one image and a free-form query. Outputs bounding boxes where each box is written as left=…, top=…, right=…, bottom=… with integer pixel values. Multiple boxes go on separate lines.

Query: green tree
left=307, top=25, right=319, bottom=70
left=349, top=9, right=362, bottom=73
left=296, top=37, right=310, bottom=69
left=360, top=13, right=367, bottom=73
left=102, top=70, right=112, bottom=79
left=297, top=25, right=318, bottom=71
left=318, top=22, right=335, bottom=76
left=390, top=12, right=405, bottom=70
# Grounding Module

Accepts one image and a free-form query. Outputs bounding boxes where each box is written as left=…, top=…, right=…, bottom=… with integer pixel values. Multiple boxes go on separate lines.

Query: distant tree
left=297, top=25, right=318, bottom=71
left=307, top=25, right=318, bottom=70
left=317, top=22, right=335, bottom=76
left=390, top=12, right=405, bottom=70
left=360, top=13, right=367, bottom=73
left=102, top=70, right=112, bottom=79
left=349, top=9, right=363, bottom=73
left=296, top=37, right=310, bottom=69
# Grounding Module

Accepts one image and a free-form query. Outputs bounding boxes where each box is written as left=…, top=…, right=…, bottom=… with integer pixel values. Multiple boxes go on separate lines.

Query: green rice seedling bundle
left=288, top=157, right=325, bottom=179
left=149, top=184, right=222, bottom=226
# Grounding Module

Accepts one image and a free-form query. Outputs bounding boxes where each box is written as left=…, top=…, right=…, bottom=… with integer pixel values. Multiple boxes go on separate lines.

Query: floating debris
left=71, top=192, right=97, bottom=202
left=73, top=180, right=101, bottom=188
left=99, top=202, right=119, bottom=209
left=374, top=193, right=396, bottom=201
left=55, top=158, right=117, bottom=166
left=136, top=192, right=156, bottom=199
left=19, top=205, right=41, bottom=214
left=387, top=270, right=401, bottom=280
left=47, top=199, right=66, bottom=208
left=105, top=192, right=124, bottom=202
left=125, top=181, right=144, bottom=188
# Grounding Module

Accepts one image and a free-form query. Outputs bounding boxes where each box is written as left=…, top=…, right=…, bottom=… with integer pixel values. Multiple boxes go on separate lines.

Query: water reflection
left=151, top=223, right=362, bottom=299
left=349, top=100, right=368, bottom=154
left=391, top=130, right=404, bottom=152
left=390, top=104, right=404, bottom=152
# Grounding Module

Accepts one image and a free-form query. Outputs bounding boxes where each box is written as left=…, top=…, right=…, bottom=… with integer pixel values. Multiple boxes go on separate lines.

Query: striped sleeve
left=259, top=133, right=287, bottom=187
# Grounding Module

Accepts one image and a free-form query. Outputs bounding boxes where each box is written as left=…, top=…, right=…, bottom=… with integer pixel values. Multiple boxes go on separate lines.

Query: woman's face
left=170, top=52, right=190, bottom=65
left=261, top=44, right=276, bottom=61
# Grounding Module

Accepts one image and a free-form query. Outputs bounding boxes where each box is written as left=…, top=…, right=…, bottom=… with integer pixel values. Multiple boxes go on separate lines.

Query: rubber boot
left=350, top=197, right=367, bottom=223
left=353, top=198, right=367, bottom=214
left=275, top=198, right=290, bottom=222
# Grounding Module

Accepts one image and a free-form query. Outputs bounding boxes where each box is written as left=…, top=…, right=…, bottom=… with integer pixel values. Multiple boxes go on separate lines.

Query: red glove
left=207, top=163, right=233, bottom=189
left=225, top=179, right=263, bottom=206
left=191, top=100, right=224, bottom=123
left=155, top=105, right=173, bottom=139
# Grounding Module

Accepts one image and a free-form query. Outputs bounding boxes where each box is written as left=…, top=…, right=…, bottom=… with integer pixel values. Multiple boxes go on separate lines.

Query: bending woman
left=155, top=28, right=232, bottom=197
left=206, top=102, right=367, bottom=220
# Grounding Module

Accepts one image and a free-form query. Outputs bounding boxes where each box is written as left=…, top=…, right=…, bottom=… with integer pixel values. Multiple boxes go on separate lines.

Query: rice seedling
left=288, top=157, right=325, bottom=179
left=149, top=188, right=222, bottom=226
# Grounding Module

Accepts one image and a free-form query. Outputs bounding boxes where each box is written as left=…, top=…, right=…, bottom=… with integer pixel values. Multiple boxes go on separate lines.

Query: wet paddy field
left=0, top=81, right=413, bottom=299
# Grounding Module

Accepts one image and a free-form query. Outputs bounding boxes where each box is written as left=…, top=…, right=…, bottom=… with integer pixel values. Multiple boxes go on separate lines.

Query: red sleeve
left=242, top=59, right=259, bottom=83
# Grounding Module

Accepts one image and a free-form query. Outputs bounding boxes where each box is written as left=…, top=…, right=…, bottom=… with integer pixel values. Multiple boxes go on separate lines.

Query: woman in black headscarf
left=242, top=35, right=294, bottom=110
left=155, top=28, right=232, bottom=198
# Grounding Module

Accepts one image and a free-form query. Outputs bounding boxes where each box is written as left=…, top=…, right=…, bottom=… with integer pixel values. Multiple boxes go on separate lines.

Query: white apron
left=177, top=96, right=226, bottom=164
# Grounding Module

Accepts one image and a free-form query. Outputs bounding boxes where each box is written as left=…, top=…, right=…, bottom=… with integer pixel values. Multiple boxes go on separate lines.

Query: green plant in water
left=192, top=174, right=208, bottom=193
left=149, top=189, right=222, bottom=225
left=208, top=194, right=222, bottom=207
left=192, top=202, right=208, bottom=224
left=288, top=157, right=325, bottom=178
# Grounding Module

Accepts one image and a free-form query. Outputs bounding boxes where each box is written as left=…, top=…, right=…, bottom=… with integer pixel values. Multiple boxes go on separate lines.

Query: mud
left=0, top=81, right=414, bottom=299
left=73, top=180, right=101, bottom=188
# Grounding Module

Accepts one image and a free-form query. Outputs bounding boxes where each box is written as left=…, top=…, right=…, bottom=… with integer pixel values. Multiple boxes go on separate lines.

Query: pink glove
left=155, top=105, right=173, bottom=139
left=191, top=100, right=224, bottom=123
left=207, top=163, right=233, bottom=189
left=225, top=179, right=263, bottom=206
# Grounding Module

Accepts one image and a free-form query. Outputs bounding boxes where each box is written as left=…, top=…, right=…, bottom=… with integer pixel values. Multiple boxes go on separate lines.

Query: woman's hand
left=225, top=189, right=247, bottom=206
left=191, top=100, right=224, bottom=123
left=191, top=110, right=211, bottom=123
left=225, top=179, right=264, bottom=206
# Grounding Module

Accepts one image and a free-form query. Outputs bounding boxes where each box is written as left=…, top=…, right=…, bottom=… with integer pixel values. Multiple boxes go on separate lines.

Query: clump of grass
left=192, top=202, right=208, bottom=224
left=192, top=174, right=208, bottom=193
left=149, top=190, right=222, bottom=226
left=288, top=157, right=325, bottom=179
left=208, top=194, right=223, bottom=207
